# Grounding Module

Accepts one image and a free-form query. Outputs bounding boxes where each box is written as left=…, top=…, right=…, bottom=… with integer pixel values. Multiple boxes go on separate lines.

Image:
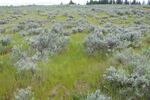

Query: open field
left=0, top=5, right=150, bottom=100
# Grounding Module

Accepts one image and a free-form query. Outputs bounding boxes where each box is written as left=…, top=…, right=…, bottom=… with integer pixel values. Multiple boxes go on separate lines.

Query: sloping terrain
left=0, top=5, right=150, bottom=100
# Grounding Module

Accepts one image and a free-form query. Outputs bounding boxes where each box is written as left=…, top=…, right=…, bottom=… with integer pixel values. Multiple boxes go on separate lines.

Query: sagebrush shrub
left=0, top=19, right=8, bottom=24
left=15, top=56, right=36, bottom=73
left=14, top=87, right=34, bottom=100
left=104, top=66, right=129, bottom=87
left=12, top=23, right=25, bottom=32
left=27, top=23, right=69, bottom=56
left=0, top=35, right=11, bottom=46
left=104, top=51, right=150, bottom=99
left=84, top=31, right=105, bottom=54
left=86, top=90, right=111, bottom=100
left=144, top=48, right=150, bottom=59
left=12, top=45, right=37, bottom=72
left=12, top=45, right=24, bottom=62
left=27, top=28, right=44, bottom=35
left=72, top=27, right=83, bottom=33
left=26, top=21, right=41, bottom=29
left=84, top=28, right=120, bottom=55
left=84, top=22, right=149, bottom=55
left=0, top=35, right=11, bottom=54
left=0, top=28, right=5, bottom=33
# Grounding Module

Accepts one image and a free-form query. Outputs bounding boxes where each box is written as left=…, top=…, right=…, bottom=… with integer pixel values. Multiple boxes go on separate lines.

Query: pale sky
left=0, top=0, right=147, bottom=6
left=0, top=0, right=86, bottom=5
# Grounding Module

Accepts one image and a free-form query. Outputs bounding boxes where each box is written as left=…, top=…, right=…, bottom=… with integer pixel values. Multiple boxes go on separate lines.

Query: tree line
left=86, top=0, right=150, bottom=5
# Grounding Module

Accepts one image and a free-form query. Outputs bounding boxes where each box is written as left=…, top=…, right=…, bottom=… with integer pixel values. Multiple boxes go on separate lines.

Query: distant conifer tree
left=125, top=0, right=129, bottom=4
left=116, top=0, right=123, bottom=4
left=131, top=0, right=137, bottom=4
left=69, top=0, right=75, bottom=5
left=148, top=0, right=150, bottom=5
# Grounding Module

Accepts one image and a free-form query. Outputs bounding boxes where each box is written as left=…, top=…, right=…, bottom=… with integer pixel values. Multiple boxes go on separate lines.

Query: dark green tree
left=116, top=0, right=122, bottom=4
left=142, top=1, right=145, bottom=5
left=112, top=0, right=116, bottom=4
left=90, top=0, right=94, bottom=4
left=125, top=0, right=129, bottom=4
left=131, top=0, right=137, bottom=4
left=138, top=1, right=141, bottom=5
left=148, top=0, right=150, bottom=5
left=109, top=0, right=113, bottom=4
left=69, top=0, right=75, bottom=5
left=101, top=0, right=109, bottom=4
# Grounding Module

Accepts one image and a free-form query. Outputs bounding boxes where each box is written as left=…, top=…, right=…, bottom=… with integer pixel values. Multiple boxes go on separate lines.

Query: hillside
left=0, top=5, right=150, bottom=100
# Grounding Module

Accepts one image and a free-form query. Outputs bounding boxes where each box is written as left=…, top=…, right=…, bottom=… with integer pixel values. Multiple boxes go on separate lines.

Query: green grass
left=0, top=31, right=110, bottom=99
left=0, top=5, right=150, bottom=100
left=32, top=32, right=109, bottom=99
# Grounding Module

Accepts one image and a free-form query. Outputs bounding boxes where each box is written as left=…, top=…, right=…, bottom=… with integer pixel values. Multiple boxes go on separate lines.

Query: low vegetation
left=0, top=5, right=150, bottom=100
